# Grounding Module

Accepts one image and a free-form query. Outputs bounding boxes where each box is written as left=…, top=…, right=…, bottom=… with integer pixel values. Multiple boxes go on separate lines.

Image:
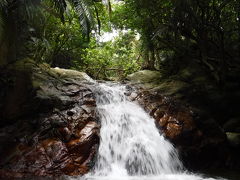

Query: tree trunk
left=219, top=30, right=227, bottom=90
left=0, top=11, right=18, bottom=66
left=148, top=48, right=156, bottom=70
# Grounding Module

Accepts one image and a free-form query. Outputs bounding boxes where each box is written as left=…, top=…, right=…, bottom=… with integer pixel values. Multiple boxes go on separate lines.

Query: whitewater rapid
left=69, top=83, right=226, bottom=180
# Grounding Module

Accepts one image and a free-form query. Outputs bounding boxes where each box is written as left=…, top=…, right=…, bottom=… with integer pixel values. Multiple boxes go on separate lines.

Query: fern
left=52, top=0, right=67, bottom=22
left=69, top=0, right=95, bottom=38
left=0, top=0, right=104, bottom=40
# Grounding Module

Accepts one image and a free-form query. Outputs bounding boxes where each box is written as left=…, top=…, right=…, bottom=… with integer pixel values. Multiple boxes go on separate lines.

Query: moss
left=9, top=58, right=36, bottom=72
left=51, top=67, right=94, bottom=82
left=126, top=70, right=162, bottom=83
left=127, top=70, right=190, bottom=96
left=32, top=80, right=42, bottom=90
left=226, top=132, right=240, bottom=147
left=153, top=80, right=189, bottom=96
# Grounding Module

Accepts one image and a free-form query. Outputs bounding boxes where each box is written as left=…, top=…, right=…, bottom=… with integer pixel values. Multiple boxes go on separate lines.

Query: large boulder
left=0, top=59, right=100, bottom=178
left=226, top=132, right=240, bottom=147
left=127, top=89, right=229, bottom=170
left=126, top=70, right=162, bottom=89
left=126, top=70, right=192, bottom=98
left=126, top=70, right=234, bottom=170
left=224, top=118, right=240, bottom=133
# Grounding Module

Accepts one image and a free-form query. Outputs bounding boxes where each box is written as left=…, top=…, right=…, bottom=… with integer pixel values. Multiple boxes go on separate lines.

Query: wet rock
left=0, top=59, right=100, bottom=178
left=59, top=127, right=72, bottom=141
left=129, top=88, right=229, bottom=170
left=126, top=70, right=233, bottom=169
left=67, top=110, right=75, bottom=116
left=126, top=70, right=161, bottom=84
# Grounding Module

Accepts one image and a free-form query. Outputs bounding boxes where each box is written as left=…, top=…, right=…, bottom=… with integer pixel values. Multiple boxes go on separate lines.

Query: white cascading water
left=70, top=83, right=226, bottom=180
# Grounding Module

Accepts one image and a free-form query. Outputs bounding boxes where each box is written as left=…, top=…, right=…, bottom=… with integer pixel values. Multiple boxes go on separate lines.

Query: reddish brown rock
left=0, top=63, right=100, bottom=178
left=0, top=116, right=100, bottom=178
left=159, top=114, right=169, bottom=127
left=128, top=87, right=228, bottom=170
left=165, top=121, right=182, bottom=139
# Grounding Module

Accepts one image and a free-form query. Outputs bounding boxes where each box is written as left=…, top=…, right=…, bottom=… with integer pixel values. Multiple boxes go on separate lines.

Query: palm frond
left=0, top=0, right=104, bottom=41
left=69, top=0, right=95, bottom=39
left=21, top=0, right=41, bottom=20
left=0, top=0, right=7, bottom=7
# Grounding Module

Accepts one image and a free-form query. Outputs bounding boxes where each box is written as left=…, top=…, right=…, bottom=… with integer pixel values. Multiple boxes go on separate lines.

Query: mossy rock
left=8, top=58, right=36, bottom=72
left=153, top=80, right=190, bottom=96
left=226, top=132, right=240, bottom=147
left=126, top=70, right=162, bottom=83
left=1, top=59, right=94, bottom=121
left=224, top=118, right=240, bottom=133
left=51, top=67, right=94, bottom=82
left=127, top=70, right=190, bottom=96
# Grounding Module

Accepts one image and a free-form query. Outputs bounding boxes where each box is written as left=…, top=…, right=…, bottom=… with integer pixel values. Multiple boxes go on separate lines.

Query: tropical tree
left=82, top=30, right=141, bottom=79
left=111, top=0, right=240, bottom=87
left=0, top=0, right=105, bottom=65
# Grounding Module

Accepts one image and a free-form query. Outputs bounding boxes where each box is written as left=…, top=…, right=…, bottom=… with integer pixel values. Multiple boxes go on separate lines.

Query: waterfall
left=70, top=83, right=226, bottom=180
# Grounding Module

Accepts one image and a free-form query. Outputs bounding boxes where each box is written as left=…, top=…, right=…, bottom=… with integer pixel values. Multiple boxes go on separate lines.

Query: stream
left=69, top=83, right=226, bottom=180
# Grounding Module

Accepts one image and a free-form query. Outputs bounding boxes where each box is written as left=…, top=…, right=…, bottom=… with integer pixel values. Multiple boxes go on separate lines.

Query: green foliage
left=0, top=0, right=108, bottom=65
left=23, top=0, right=116, bottom=69
left=80, top=31, right=141, bottom=80
left=0, top=0, right=97, bottom=38
left=1, top=0, right=239, bottom=85
left=25, top=7, right=87, bottom=68
left=69, top=0, right=94, bottom=37
left=111, top=0, right=240, bottom=86
left=15, top=0, right=141, bottom=78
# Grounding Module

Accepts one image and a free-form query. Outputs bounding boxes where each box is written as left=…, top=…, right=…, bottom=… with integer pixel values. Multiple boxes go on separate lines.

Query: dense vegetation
left=0, top=1, right=240, bottom=175
left=0, top=0, right=240, bottom=83
left=0, top=0, right=141, bottom=79
left=112, top=0, right=240, bottom=87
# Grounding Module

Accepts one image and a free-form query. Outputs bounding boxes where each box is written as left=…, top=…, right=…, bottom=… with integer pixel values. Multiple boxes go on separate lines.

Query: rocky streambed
left=0, top=60, right=239, bottom=178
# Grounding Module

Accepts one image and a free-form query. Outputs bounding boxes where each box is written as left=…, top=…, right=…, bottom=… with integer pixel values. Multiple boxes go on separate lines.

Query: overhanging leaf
left=69, top=0, right=95, bottom=39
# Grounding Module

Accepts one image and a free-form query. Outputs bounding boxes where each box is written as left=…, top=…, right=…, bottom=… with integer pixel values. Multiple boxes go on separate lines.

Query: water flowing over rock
left=127, top=88, right=229, bottom=170
left=126, top=70, right=234, bottom=170
left=0, top=62, right=234, bottom=179
left=70, top=83, right=226, bottom=180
